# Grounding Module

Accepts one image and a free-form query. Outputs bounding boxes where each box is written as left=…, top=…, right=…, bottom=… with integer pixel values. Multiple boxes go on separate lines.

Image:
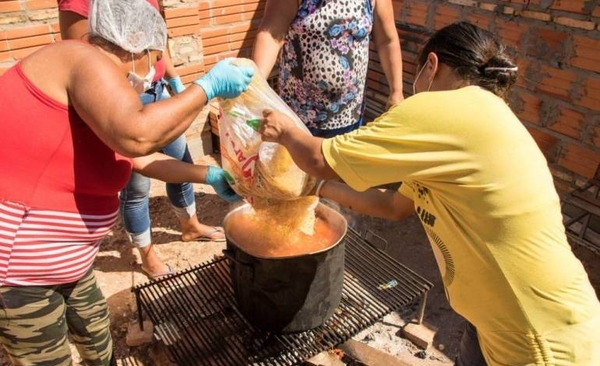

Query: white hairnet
left=89, top=0, right=167, bottom=53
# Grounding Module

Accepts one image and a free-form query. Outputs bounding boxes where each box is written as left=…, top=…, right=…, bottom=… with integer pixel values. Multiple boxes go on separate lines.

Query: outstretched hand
left=205, top=166, right=243, bottom=203
left=258, top=109, right=298, bottom=144
left=194, top=58, right=254, bottom=100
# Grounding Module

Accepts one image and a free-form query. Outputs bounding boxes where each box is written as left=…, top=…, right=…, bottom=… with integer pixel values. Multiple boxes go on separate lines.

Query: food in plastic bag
left=218, top=58, right=316, bottom=201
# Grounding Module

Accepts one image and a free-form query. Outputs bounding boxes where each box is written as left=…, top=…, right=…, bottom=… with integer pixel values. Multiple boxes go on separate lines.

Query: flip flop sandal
left=195, top=227, right=226, bottom=242
left=141, top=264, right=185, bottom=288
left=141, top=263, right=175, bottom=281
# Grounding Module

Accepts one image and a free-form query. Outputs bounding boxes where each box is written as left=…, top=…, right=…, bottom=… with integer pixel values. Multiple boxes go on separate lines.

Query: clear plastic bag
left=218, top=58, right=316, bottom=201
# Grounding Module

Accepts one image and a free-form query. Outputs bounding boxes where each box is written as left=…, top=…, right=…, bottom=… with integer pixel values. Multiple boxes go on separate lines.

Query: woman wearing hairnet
left=0, top=0, right=253, bottom=364
left=59, top=0, right=231, bottom=285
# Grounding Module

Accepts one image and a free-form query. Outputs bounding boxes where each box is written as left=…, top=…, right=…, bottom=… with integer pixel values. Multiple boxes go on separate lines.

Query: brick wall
left=1, top=0, right=599, bottom=195
left=378, top=0, right=600, bottom=195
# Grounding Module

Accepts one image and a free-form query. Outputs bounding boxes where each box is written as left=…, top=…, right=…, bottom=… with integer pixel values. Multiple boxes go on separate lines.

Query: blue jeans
left=119, top=81, right=196, bottom=248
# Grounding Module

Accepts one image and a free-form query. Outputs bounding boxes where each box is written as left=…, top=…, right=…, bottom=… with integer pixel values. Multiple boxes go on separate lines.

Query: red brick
left=550, top=0, right=589, bottom=15
left=198, top=2, right=210, bottom=12
left=214, top=13, right=244, bottom=25
left=534, top=65, right=577, bottom=101
left=243, top=1, right=264, bottom=13
left=526, top=127, right=559, bottom=161
left=202, top=34, right=229, bottom=47
left=167, top=25, right=201, bottom=37
left=404, top=1, right=429, bottom=27
left=496, top=18, right=528, bottom=48
left=229, top=21, right=257, bottom=34
left=6, top=24, right=52, bottom=39
left=163, top=6, right=198, bottom=20
left=548, top=107, right=584, bottom=139
left=527, top=27, right=568, bottom=59
left=165, top=16, right=199, bottom=29
left=0, top=1, right=21, bottom=12
left=200, top=27, right=228, bottom=39
left=571, top=35, right=600, bottom=73
left=199, top=9, right=211, bottom=20
left=0, top=40, right=8, bottom=52
left=593, top=5, right=600, bottom=17
left=574, top=76, right=600, bottom=112
left=558, top=142, right=600, bottom=179
left=9, top=34, right=53, bottom=50
left=466, top=12, right=492, bottom=30
left=213, top=0, right=249, bottom=7
left=199, top=18, right=211, bottom=28
left=179, top=63, right=205, bottom=83
left=229, top=29, right=257, bottom=43
left=593, top=125, right=600, bottom=148
left=203, top=42, right=232, bottom=56
left=229, top=39, right=253, bottom=51
left=25, top=0, right=55, bottom=10
left=433, top=4, right=461, bottom=30
left=0, top=50, right=12, bottom=62
left=515, top=90, right=542, bottom=125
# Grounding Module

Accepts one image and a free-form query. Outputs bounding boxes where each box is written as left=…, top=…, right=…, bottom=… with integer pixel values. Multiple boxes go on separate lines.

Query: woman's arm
left=372, top=0, right=404, bottom=109
left=260, top=109, right=338, bottom=179
left=69, top=51, right=210, bottom=157
left=133, top=153, right=241, bottom=202
left=252, top=0, right=299, bottom=78
left=318, top=180, right=415, bottom=221
left=132, top=153, right=208, bottom=183
left=66, top=45, right=251, bottom=158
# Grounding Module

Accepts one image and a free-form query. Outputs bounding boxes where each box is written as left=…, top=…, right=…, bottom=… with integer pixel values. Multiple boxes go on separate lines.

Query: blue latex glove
left=167, top=76, right=186, bottom=94
left=205, top=166, right=243, bottom=203
left=193, top=58, right=254, bottom=100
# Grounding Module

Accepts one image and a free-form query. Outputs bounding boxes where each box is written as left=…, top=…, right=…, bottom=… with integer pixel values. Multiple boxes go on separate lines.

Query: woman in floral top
left=253, top=0, right=404, bottom=137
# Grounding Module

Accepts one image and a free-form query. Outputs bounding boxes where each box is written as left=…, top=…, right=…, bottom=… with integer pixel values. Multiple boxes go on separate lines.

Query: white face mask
left=128, top=51, right=155, bottom=94
left=412, top=62, right=432, bottom=95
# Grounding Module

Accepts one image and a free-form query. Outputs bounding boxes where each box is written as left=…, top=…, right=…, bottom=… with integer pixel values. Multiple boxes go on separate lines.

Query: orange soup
left=225, top=214, right=340, bottom=258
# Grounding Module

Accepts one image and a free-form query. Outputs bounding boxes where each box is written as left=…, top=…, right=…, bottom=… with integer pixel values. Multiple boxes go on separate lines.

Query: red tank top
left=0, top=63, right=133, bottom=215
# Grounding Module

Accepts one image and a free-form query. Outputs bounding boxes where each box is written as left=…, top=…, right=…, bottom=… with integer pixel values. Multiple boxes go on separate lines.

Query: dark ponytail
left=419, top=22, right=517, bottom=100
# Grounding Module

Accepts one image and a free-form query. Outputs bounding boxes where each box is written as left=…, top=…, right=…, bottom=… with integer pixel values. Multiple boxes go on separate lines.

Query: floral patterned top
left=279, top=0, right=374, bottom=137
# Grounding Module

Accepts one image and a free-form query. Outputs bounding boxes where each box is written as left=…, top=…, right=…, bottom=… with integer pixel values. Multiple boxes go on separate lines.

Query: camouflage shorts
left=0, top=269, right=114, bottom=366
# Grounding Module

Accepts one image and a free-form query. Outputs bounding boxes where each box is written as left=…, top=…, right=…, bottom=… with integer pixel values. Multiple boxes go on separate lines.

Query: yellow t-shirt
left=322, top=86, right=600, bottom=365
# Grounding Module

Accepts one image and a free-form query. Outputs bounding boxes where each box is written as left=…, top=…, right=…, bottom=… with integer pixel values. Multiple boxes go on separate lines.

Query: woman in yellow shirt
left=258, top=21, right=600, bottom=366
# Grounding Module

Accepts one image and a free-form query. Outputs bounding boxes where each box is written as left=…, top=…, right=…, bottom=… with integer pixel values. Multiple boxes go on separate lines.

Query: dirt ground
left=1, top=154, right=598, bottom=366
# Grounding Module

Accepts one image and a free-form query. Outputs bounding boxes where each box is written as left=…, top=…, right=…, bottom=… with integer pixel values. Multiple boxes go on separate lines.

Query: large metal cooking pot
left=223, top=202, right=347, bottom=333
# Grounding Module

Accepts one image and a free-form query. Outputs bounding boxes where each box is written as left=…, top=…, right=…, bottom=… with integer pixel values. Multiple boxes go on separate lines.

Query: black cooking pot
left=223, top=202, right=347, bottom=333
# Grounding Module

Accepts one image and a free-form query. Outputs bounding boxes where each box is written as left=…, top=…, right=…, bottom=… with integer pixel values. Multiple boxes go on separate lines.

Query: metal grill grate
left=133, top=228, right=432, bottom=366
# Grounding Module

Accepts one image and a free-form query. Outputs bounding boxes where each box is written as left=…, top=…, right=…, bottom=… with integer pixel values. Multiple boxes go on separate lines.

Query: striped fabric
left=0, top=201, right=118, bottom=286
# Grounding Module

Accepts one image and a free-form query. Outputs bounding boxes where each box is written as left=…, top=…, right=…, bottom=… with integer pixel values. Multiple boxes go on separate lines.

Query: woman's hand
left=205, top=166, right=243, bottom=203
left=259, top=109, right=298, bottom=143
left=194, top=58, right=254, bottom=100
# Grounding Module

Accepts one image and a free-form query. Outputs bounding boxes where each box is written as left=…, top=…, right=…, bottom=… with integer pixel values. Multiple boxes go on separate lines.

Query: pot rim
left=223, top=202, right=348, bottom=259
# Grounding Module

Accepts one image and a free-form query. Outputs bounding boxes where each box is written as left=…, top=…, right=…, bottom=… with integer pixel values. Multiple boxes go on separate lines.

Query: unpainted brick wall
left=378, top=0, right=600, bottom=195
left=1, top=0, right=599, bottom=195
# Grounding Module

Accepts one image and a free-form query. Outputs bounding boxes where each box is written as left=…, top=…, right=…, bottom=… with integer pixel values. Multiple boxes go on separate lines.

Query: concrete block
left=125, top=320, right=154, bottom=347
left=305, top=350, right=345, bottom=366
left=338, top=339, right=412, bottom=366
left=401, top=322, right=437, bottom=350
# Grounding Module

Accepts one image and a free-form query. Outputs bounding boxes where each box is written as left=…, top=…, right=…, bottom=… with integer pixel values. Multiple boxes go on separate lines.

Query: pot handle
left=222, top=249, right=240, bottom=264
